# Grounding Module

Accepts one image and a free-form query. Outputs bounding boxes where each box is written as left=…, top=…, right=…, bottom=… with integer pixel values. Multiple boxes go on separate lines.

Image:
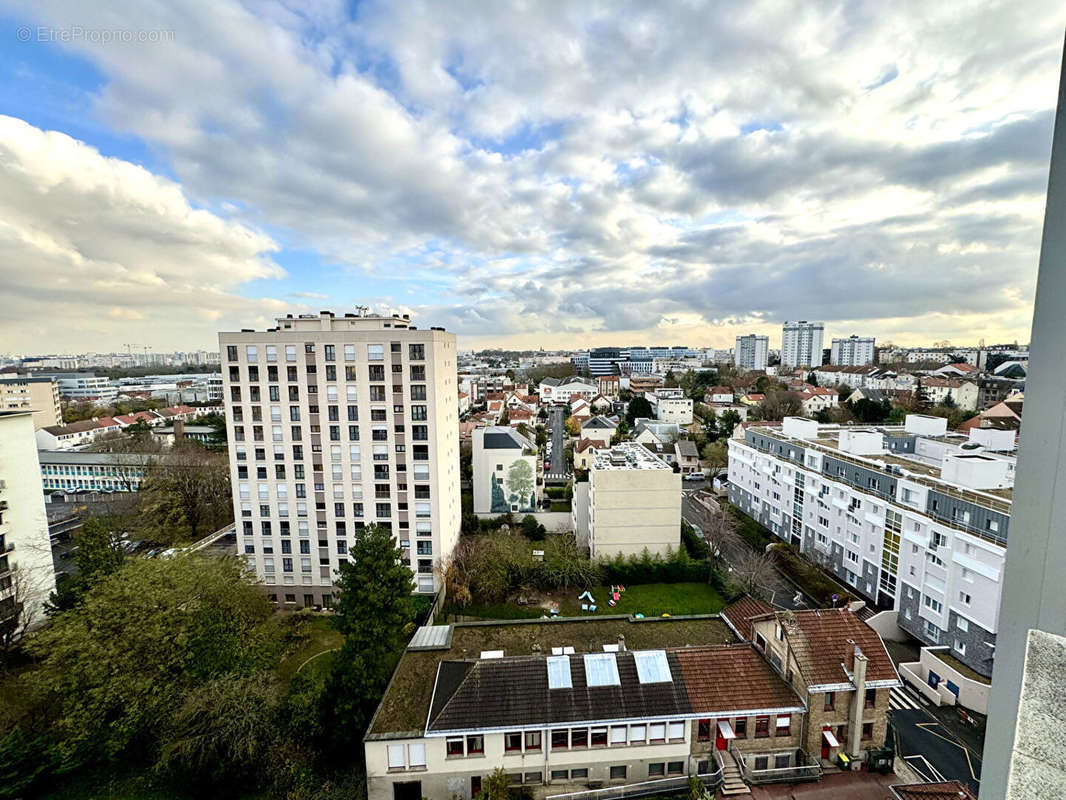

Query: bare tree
left=730, top=550, right=777, bottom=601
left=137, top=444, right=232, bottom=543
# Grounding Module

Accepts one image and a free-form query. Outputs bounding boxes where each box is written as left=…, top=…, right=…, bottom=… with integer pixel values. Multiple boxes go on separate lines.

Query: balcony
left=729, top=745, right=821, bottom=784
left=544, top=762, right=722, bottom=800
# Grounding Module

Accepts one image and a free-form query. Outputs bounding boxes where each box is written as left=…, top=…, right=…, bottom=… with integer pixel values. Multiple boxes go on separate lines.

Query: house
left=115, top=410, right=161, bottom=427
left=933, top=363, right=979, bottom=379
left=809, top=365, right=880, bottom=390
left=34, top=418, right=119, bottom=450
left=632, top=419, right=680, bottom=445
left=580, top=415, right=618, bottom=448
left=705, top=403, right=749, bottom=422
left=959, top=398, right=1023, bottom=434
left=573, top=438, right=599, bottom=470
left=739, top=393, right=765, bottom=406
left=796, top=387, right=839, bottom=416
left=458, top=391, right=471, bottom=415
left=845, top=388, right=888, bottom=405
left=648, top=388, right=693, bottom=425
left=486, top=399, right=505, bottom=422
left=675, top=439, right=700, bottom=474
left=733, top=602, right=901, bottom=766
left=471, top=427, right=540, bottom=514
left=539, top=376, right=598, bottom=404
left=642, top=441, right=679, bottom=467
left=569, top=399, right=592, bottom=421
left=919, top=378, right=979, bottom=410
left=704, top=386, right=734, bottom=404
left=588, top=394, right=613, bottom=412
left=507, top=408, right=535, bottom=428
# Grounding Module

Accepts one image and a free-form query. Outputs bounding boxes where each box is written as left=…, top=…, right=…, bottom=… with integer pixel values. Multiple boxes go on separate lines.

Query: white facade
left=50, top=373, right=118, bottom=401
left=219, top=310, right=460, bottom=605
left=830, top=336, right=876, bottom=367
left=781, top=321, right=825, bottom=369
left=472, top=427, right=539, bottom=514
left=648, top=389, right=693, bottom=425
left=734, top=335, right=769, bottom=372
left=0, top=411, right=56, bottom=633
left=0, top=376, right=61, bottom=429
left=539, top=378, right=598, bottom=405
left=581, top=443, right=681, bottom=558
left=727, top=417, right=1010, bottom=678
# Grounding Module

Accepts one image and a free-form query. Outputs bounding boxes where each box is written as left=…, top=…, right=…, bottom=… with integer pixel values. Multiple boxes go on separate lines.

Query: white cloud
left=0, top=115, right=290, bottom=352
left=6, top=0, right=1065, bottom=348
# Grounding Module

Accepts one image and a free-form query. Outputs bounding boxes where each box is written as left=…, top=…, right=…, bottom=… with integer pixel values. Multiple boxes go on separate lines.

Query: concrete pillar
left=847, top=647, right=868, bottom=759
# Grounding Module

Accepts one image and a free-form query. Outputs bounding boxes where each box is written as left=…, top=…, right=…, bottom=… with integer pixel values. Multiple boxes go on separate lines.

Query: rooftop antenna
left=354, top=305, right=369, bottom=318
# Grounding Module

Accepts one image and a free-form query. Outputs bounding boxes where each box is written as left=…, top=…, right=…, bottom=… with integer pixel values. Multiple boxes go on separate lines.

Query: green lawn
left=276, top=614, right=344, bottom=685
left=553, top=582, right=725, bottom=617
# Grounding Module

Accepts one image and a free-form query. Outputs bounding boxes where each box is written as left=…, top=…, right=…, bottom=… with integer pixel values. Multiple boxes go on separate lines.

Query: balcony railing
left=545, top=763, right=722, bottom=800
left=729, top=745, right=821, bottom=784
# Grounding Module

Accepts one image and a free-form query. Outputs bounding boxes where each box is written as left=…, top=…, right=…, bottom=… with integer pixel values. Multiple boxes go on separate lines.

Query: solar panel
left=633, top=650, right=673, bottom=684
left=547, top=655, right=573, bottom=689
left=584, top=653, right=621, bottom=687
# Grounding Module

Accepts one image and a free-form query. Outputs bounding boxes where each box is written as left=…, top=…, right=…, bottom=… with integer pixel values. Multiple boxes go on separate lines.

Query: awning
left=822, top=729, right=840, bottom=748
left=717, top=720, right=736, bottom=740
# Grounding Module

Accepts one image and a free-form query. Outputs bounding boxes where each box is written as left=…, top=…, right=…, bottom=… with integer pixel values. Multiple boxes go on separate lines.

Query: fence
left=730, top=744, right=821, bottom=784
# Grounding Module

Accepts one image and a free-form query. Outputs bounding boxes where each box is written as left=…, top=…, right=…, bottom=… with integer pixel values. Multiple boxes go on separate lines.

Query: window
left=609, top=766, right=626, bottom=781
left=409, top=344, right=425, bottom=360
left=774, top=754, right=791, bottom=769
left=610, top=726, right=627, bottom=745
left=734, top=717, right=747, bottom=738
left=667, top=762, right=684, bottom=776
left=754, top=756, right=769, bottom=771
left=408, top=743, right=426, bottom=769
left=667, top=721, right=685, bottom=741
left=861, top=722, right=874, bottom=740
left=505, top=732, right=522, bottom=752
left=959, top=591, right=972, bottom=605
left=823, top=692, right=834, bottom=710
left=466, top=735, right=484, bottom=755
left=368, top=344, right=384, bottom=361
left=924, top=595, right=944, bottom=614
left=387, top=744, right=405, bottom=770
left=524, top=731, right=541, bottom=751
left=697, top=719, right=712, bottom=742
left=865, top=688, right=876, bottom=708
left=957, top=617, right=969, bottom=633
left=570, top=769, right=588, bottom=779
left=628, top=724, right=645, bottom=744
left=551, top=770, right=569, bottom=782
left=246, top=345, right=258, bottom=362
left=755, top=716, right=770, bottom=738
left=648, top=763, right=665, bottom=777
left=226, top=345, right=238, bottom=361
left=523, top=772, right=542, bottom=785
left=551, top=729, right=569, bottom=750
left=776, top=715, right=791, bottom=736
left=591, top=728, right=608, bottom=747
left=955, top=639, right=967, bottom=655
left=571, top=729, right=588, bottom=748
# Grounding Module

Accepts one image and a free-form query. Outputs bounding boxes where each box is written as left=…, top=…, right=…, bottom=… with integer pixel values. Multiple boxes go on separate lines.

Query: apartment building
left=648, top=388, right=693, bottom=425
left=830, top=336, right=876, bottom=367
left=781, top=322, right=825, bottom=369
left=728, top=415, right=1012, bottom=680
left=735, top=334, right=769, bottom=372
left=0, top=411, right=56, bottom=634
left=472, top=427, right=539, bottom=514
left=577, top=442, right=681, bottom=558
left=38, top=450, right=153, bottom=494
left=538, top=377, right=598, bottom=404
left=219, top=310, right=460, bottom=605
left=0, top=376, right=61, bottom=429
left=44, top=373, right=118, bottom=401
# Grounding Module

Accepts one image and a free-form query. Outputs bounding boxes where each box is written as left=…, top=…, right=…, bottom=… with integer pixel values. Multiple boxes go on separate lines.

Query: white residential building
left=781, top=322, right=825, bottom=369
left=47, top=373, right=118, bottom=401
left=648, top=388, right=693, bottom=425
left=830, top=335, right=876, bottom=367
left=0, top=376, right=62, bottom=430
left=734, top=335, right=769, bottom=372
left=472, top=427, right=539, bottom=514
left=728, top=415, right=1012, bottom=680
left=0, top=411, right=56, bottom=634
left=538, top=377, right=598, bottom=405
left=219, top=310, right=460, bottom=605
left=578, top=443, right=681, bottom=558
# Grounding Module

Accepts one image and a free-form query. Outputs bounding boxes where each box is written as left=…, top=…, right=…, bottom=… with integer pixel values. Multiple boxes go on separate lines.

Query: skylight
left=584, top=653, right=621, bottom=687
left=633, top=650, right=673, bottom=684
left=547, top=655, right=572, bottom=689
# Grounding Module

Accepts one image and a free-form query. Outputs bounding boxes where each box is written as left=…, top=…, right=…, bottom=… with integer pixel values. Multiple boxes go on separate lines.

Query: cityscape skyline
left=2, top=2, right=1063, bottom=353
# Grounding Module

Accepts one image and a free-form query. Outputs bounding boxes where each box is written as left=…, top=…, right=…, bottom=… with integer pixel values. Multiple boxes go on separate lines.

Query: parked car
left=683, top=472, right=706, bottom=481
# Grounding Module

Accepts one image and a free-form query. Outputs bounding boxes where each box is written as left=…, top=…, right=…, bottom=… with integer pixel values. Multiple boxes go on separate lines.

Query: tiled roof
left=95, top=416, right=121, bottom=427
left=721, top=596, right=774, bottom=642
left=582, top=415, right=617, bottom=430
left=676, top=439, right=699, bottom=458
left=42, top=419, right=103, bottom=435
left=890, top=781, right=976, bottom=800
left=574, top=438, right=598, bottom=453
left=766, top=609, right=900, bottom=687
left=426, top=645, right=803, bottom=733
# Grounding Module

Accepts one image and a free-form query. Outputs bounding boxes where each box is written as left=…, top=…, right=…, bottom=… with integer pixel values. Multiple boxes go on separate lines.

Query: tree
left=534, top=425, right=547, bottom=447
left=516, top=421, right=530, bottom=438
left=27, top=554, right=274, bottom=766
left=755, top=391, right=801, bottom=421
left=715, top=409, right=742, bottom=440
left=731, top=550, right=776, bottom=600
left=481, top=767, right=511, bottom=800
left=319, top=524, right=415, bottom=758
left=498, top=408, right=510, bottom=425
left=47, top=517, right=128, bottom=615
left=664, top=370, right=678, bottom=388
left=626, top=395, right=653, bottom=425
left=701, top=441, right=728, bottom=479
left=0, top=565, right=50, bottom=663
left=137, top=444, right=232, bottom=542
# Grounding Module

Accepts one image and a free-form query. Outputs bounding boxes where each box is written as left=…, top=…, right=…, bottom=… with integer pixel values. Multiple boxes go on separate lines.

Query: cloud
left=7, top=0, right=1066, bottom=349
left=0, top=115, right=291, bottom=352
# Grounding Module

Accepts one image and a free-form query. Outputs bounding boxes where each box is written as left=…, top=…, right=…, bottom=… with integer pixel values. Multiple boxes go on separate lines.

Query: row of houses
left=35, top=405, right=214, bottom=450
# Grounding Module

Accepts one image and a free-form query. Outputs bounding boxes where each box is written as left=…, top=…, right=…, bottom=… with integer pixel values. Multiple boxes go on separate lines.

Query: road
left=889, top=699, right=981, bottom=793
left=545, top=405, right=567, bottom=481
left=681, top=492, right=813, bottom=611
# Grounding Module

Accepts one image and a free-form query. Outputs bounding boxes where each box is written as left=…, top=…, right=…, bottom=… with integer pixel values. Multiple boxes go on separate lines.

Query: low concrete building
left=38, top=450, right=154, bottom=494
left=581, top=442, right=681, bottom=558
left=472, top=427, right=540, bottom=515
left=648, top=388, right=693, bottom=425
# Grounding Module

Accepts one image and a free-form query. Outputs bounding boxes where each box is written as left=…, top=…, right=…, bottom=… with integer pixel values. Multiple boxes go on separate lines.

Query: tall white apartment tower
left=734, top=334, right=769, bottom=371
left=830, top=335, right=876, bottom=366
left=219, top=310, right=460, bottom=607
left=781, top=321, right=825, bottom=368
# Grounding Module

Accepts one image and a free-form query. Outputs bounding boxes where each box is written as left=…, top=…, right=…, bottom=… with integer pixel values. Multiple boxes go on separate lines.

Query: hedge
left=544, top=486, right=568, bottom=498
left=597, top=547, right=710, bottom=585
left=680, top=520, right=710, bottom=560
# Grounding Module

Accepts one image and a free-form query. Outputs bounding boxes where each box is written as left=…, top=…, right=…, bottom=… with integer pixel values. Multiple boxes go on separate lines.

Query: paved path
left=681, top=493, right=813, bottom=611
left=889, top=699, right=982, bottom=794
left=545, top=405, right=568, bottom=482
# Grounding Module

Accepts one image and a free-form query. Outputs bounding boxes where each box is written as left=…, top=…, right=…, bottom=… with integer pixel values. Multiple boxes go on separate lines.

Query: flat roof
left=593, top=442, right=672, bottom=470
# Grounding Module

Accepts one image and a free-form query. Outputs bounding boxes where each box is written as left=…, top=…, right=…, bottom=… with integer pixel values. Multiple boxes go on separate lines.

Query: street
left=681, top=492, right=813, bottom=610
left=545, top=405, right=567, bottom=481
left=889, top=701, right=982, bottom=794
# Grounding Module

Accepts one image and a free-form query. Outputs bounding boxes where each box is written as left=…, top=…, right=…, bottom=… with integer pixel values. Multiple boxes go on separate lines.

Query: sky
left=0, top=1, right=1062, bottom=355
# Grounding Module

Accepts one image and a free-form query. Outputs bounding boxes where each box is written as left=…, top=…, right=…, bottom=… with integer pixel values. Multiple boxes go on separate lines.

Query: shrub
left=597, top=547, right=709, bottom=585
left=681, top=520, right=710, bottom=560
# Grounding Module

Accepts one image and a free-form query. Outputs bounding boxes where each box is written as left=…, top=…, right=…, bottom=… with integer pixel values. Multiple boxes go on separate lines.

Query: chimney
left=532, top=643, right=541, bottom=655
left=617, top=634, right=626, bottom=652
left=173, top=419, right=185, bottom=441
left=847, top=646, right=868, bottom=760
